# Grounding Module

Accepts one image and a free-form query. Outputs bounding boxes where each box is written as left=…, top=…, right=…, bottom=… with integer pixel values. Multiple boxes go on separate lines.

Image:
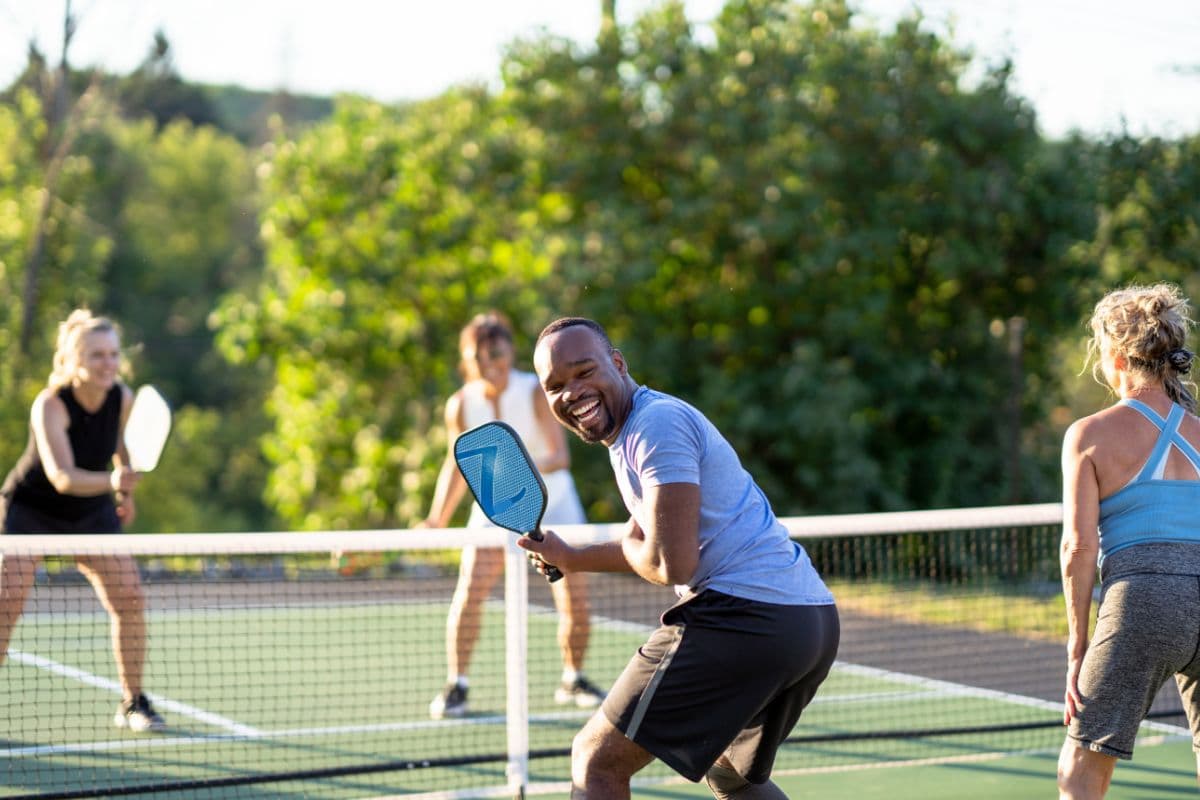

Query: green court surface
left=536, top=741, right=1199, bottom=799
left=5, top=600, right=545, bottom=798
left=4, top=583, right=1194, bottom=799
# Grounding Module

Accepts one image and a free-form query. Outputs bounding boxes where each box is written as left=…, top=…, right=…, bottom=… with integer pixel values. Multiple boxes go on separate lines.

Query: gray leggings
left=1069, top=571, right=1200, bottom=758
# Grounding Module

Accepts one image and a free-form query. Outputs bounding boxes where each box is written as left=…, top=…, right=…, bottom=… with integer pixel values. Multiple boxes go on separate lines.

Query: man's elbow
left=662, top=557, right=699, bottom=586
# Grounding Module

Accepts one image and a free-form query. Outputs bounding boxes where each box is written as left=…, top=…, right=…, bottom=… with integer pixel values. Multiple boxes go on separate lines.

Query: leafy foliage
left=4, top=0, right=1200, bottom=534
left=215, top=92, right=564, bottom=528
left=114, top=32, right=222, bottom=131
left=500, top=0, right=1098, bottom=512
left=0, top=82, right=272, bottom=533
left=0, top=88, right=113, bottom=472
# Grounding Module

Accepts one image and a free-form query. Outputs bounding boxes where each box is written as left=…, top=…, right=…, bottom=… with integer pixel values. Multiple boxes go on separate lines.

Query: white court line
left=6, top=652, right=1177, bottom=761
left=2, top=707, right=593, bottom=759
left=4, top=600, right=580, bottom=760
left=539, top=601, right=1190, bottom=738
left=22, top=598, right=449, bottom=623
left=834, top=661, right=1190, bottom=737
left=365, top=786, right=526, bottom=800
left=369, top=746, right=1112, bottom=800
left=836, top=661, right=1067, bottom=712
left=8, top=649, right=261, bottom=736
left=10, top=603, right=1186, bottom=761
left=370, top=740, right=1198, bottom=800
left=532, top=606, right=652, bottom=636
left=814, top=688, right=947, bottom=706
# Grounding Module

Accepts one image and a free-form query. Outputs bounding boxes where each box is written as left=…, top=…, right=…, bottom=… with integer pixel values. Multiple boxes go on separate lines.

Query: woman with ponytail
left=0, top=309, right=165, bottom=732
left=1059, top=284, right=1200, bottom=797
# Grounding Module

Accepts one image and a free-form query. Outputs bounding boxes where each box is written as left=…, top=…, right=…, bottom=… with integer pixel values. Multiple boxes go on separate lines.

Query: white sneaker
left=429, top=683, right=469, bottom=720
left=554, top=676, right=605, bottom=708
left=114, top=693, right=167, bottom=732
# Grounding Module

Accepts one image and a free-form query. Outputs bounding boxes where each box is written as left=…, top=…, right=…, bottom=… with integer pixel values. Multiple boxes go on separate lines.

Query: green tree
left=1090, top=133, right=1200, bottom=290
left=215, top=92, right=566, bottom=529
left=220, top=0, right=1200, bottom=530
left=0, top=88, right=113, bottom=473
left=82, top=117, right=261, bottom=407
left=502, top=0, right=1097, bottom=512
left=115, top=31, right=221, bottom=130
left=0, top=78, right=271, bottom=533
left=80, top=116, right=271, bottom=532
left=1052, top=132, right=1200, bottom=427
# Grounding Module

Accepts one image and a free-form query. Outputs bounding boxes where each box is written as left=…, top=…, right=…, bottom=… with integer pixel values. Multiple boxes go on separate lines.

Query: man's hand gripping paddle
left=454, top=421, right=563, bottom=582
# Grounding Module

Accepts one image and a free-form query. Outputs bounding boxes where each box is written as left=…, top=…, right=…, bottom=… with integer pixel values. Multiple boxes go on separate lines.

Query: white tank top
left=460, top=370, right=550, bottom=461
left=460, top=370, right=585, bottom=527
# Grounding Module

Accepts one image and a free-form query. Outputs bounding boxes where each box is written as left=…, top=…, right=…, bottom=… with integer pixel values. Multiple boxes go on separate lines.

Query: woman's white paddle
left=124, top=385, right=171, bottom=472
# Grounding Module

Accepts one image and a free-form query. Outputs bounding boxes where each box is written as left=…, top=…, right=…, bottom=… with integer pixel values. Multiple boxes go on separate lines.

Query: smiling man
left=526, top=317, right=840, bottom=800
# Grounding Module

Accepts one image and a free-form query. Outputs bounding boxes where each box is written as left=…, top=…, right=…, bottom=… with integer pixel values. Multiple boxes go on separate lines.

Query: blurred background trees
left=2, top=0, right=1198, bottom=532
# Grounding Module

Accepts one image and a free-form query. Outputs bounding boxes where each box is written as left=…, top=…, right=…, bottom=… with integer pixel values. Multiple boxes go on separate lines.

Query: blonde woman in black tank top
left=0, top=309, right=166, bottom=732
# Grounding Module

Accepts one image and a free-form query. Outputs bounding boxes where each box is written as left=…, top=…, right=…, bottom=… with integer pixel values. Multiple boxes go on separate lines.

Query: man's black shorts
left=600, top=589, right=839, bottom=782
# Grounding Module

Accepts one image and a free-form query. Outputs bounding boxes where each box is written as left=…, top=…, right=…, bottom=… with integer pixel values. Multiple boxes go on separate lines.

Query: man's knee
left=570, top=723, right=609, bottom=780
left=570, top=713, right=651, bottom=791
left=704, top=765, right=787, bottom=800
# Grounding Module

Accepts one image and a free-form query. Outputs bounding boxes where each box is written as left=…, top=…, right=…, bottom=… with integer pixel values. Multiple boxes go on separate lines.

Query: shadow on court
left=932, top=754, right=1197, bottom=793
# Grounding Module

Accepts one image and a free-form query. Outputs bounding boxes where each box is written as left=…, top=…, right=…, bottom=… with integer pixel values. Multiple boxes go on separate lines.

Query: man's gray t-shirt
left=608, top=386, right=833, bottom=605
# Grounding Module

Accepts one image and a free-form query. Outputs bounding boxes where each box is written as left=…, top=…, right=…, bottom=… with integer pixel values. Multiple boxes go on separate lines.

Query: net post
left=504, top=535, right=531, bottom=799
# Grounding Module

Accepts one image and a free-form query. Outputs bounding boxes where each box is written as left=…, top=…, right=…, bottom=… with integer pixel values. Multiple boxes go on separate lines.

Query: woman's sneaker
left=554, top=676, right=606, bottom=708
left=114, top=693, right=167, bottom=732
left=429, top=682, right=469, bottom=720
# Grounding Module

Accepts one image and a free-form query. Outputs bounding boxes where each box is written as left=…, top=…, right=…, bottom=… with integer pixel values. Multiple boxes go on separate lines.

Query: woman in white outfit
left=421, top=311, right=604, bottom=719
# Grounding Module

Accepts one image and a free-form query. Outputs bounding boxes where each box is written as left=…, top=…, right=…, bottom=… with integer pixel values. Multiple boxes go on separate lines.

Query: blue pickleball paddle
left=454, top=421, right=563, bottom=582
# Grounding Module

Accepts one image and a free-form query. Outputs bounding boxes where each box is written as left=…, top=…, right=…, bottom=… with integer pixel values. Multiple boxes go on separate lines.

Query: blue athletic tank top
left=1097, top=399, right=1200, bottom=566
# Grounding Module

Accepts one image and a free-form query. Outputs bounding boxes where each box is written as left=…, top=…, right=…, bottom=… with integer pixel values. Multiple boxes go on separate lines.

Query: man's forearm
left=620, top=535, right=673, bottom=585
left=569, top=540, right=633, bottom=573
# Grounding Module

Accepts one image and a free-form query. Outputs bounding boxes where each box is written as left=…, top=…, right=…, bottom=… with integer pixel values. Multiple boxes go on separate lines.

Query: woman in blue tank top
left=0, top=309, right=165, bottom=732
left=1059, top=284, right=1200, bottom=798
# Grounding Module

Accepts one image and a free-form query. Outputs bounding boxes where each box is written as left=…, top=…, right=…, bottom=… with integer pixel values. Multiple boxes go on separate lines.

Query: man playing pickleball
left=521, top=317, right=839, bottom=799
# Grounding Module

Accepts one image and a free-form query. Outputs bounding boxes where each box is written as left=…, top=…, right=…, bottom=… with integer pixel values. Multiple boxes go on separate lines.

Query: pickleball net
left=1, top=504, right=1189, bottom=798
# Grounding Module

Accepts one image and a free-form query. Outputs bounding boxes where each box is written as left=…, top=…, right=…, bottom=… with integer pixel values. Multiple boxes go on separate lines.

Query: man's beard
left=565, top=409, right=615, bottom=445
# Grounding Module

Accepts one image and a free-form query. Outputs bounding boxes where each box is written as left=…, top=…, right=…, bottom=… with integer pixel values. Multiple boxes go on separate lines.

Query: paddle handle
left=528, top=528, right=564, bottom=583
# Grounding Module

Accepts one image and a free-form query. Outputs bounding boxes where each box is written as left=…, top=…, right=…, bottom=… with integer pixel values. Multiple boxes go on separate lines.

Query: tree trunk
left=599, top=0, right=618, bottom=60
left=19, top=0, right=79, bottom=355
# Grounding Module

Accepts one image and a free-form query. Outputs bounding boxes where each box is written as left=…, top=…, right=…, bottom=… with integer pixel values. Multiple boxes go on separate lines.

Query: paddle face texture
left=125, top=385, right=171, bottom=472
left=454, top=422, right=547, bottom=535
left=454, top=421, right=562, bottom=582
